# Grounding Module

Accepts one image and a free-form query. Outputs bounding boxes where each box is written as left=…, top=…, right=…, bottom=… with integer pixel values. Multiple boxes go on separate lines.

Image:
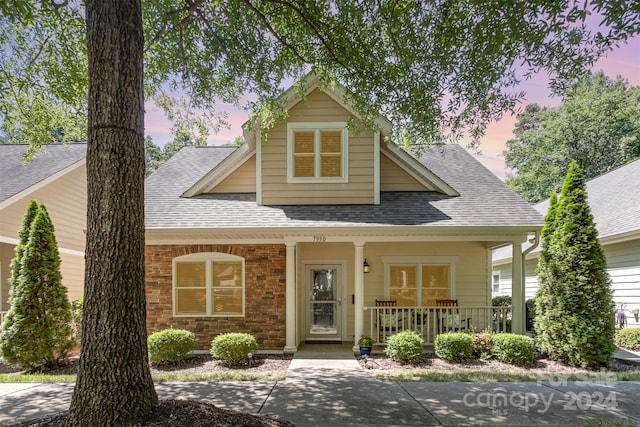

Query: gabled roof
left=0, top=144, right=87, bottom=207
left=145, top=144, right=542, bottom=236
left=493, top=158, right=640, bottom=263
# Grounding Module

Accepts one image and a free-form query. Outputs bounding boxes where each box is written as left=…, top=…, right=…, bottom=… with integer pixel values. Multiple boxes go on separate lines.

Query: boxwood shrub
left=491, top=333, right=534, bottom=366
left=615, top=328, right=640, bottom=351
left=434, top=332, right=473, bottom=362
left=384, top=331, right=423, bottom=362
left=148, top=329, right=195, bottom=364
left=211, top=332, right=258, bottom=367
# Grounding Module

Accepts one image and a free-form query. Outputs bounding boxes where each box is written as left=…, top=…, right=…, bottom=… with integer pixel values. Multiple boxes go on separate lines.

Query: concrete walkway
left=1, top=345, right=640, bottom=426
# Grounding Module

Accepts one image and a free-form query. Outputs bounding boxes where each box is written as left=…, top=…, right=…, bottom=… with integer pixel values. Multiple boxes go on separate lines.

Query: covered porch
left=285, top=234, right=534, bottom=353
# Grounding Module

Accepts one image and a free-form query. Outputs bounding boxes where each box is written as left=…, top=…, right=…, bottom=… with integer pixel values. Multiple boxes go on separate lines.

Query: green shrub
left=471, top=331, right=493, bottom=359
left=384, top=331, right=423, bottom=362
left=211, top=333, right=258, bottom=367
left=148, top=329, right=195, bottom=364
left=534, top=162, right=615, bottom=369
left=71, top=297, right=84, bottom=344
left=434, top=332, right=473, bottom=362
left=0, top=202, right=75, bottom=372
left=615, top=328, right=640, bottom=351
left=491, top=333, right=534, bottom=366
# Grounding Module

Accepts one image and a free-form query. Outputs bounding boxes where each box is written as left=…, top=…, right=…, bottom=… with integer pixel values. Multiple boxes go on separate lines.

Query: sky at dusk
left=144, top=34, right=640, bottom=181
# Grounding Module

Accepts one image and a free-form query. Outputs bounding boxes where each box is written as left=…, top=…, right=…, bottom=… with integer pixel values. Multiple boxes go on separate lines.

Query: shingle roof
left=493, top=158, right=640, bottom=262
left=0, top=144, right=87, bottom=203
left=145, top=144, right=543, bottom=232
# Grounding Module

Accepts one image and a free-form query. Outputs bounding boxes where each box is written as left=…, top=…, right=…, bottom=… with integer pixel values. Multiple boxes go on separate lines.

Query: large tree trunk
left=67, top=0, right=158, bottom=424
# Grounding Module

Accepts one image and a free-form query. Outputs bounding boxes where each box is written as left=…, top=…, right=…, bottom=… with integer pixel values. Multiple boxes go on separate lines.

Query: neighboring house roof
left=0, top=144, right=87, bottom=206
left=493, top=158, right=640, bottom=263
left=145, top=144, right=543, bottom=235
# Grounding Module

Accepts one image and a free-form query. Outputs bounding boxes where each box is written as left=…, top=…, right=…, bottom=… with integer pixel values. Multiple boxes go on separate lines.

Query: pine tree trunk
left=67, top=0, right=158, bottom=424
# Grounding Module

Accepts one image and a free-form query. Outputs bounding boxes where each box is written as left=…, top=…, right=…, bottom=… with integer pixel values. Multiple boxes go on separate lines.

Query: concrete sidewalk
left=2, top=346, right=640, bottom=426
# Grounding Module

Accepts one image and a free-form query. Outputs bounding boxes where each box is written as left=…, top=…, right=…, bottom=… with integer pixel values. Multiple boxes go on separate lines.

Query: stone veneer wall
left=146, top=244, right=287, bottom=350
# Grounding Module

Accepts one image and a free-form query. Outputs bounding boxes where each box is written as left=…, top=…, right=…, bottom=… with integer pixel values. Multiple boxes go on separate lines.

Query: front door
left=305, top=264, right=342, bottom=341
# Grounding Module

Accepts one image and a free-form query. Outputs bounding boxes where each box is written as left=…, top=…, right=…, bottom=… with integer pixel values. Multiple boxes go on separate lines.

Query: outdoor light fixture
left=363, top=259, right=370, bottom=273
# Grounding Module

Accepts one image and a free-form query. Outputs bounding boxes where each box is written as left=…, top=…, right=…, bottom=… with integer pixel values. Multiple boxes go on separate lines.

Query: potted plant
left=358, top=335, right=376, bottom=356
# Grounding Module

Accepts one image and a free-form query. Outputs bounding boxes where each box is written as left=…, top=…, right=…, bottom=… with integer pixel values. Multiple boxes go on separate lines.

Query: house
left=0, top=144, right=87, bottom=318
left=144, top=76, right=543, bottom=352
left=492, top=158, right=640, bottom=327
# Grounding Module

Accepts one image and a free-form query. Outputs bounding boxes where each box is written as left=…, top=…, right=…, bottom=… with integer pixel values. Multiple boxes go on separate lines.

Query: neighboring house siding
left=209, top=155, right=257, bottom=193
left=260, top=89, right=376, bottom=205
left=0, top=165, right=87, bottom=253
left=494, top=239, right=640, bottom=327
left=0, top=243, right=12, bottom=311
left=379, top=154, right=426, bottom=191
left=606, top=240, right=640, bottom=327
left=0, top=164, right=87, bottom=308
left=145, top=244, right=287, bottom=350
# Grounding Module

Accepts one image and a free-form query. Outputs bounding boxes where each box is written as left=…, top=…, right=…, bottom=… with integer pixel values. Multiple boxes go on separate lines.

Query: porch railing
left=0, top=311, right=6, bottom=324
left=364, top=305, right=512, bottom=345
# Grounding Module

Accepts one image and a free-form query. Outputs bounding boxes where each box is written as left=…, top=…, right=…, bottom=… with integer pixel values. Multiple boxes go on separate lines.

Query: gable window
left=287, top=122, right=348, bottom=182
left=383, top=257, right=457, bottom=306
left=173, top=252, right=244, bottom=317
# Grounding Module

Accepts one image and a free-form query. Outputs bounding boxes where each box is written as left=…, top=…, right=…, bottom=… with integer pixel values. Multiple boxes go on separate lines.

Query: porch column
left=353, top=241, right=365, bottom=350
left=284, top=242, right=297, bottom=353
left=511, top=238, right=525, bottom=335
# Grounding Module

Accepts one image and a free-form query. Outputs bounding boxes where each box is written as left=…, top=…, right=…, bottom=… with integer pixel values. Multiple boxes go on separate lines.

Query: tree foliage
left=505, top=72, right=640, bottom=203
left=534, top=161, right=615, bottom=369
left=2, top=1, right=640, bottom=153
left=0, top=201, right=75, bottom=371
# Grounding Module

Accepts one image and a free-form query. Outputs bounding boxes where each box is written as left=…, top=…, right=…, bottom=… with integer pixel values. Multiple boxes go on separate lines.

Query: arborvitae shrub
left=148, top=329, right=195, bottom=364
left=491, top=333, right=534, bottom=366
left=534, top=162, right=615, bottom=369
left=211, top=333, right=257, bottom=367
left=434, top=332, right=473, bottom=362
left=0, top=202, right=75, bottom=371
left=383, top=331, right=423, bottom=362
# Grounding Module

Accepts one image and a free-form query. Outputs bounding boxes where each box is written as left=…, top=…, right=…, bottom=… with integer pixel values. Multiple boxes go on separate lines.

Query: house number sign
left=312, top=235, right=327, bottom=242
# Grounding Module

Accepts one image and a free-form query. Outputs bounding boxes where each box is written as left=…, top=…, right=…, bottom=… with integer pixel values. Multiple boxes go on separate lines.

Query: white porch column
left=284, top=242, right=297, bottom=353
left=511, top=238, right=525, bottom=335
left=353, top=241, right=365, bottom=350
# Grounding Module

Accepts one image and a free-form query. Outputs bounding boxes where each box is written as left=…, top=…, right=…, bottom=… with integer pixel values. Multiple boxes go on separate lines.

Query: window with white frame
left=287, top=122, right=348, bottom=182
left=173, top=252, right=245, bottom=317
left=492, top=271, right=500, bottom=293
left=383, top=257, right=457, bottom=306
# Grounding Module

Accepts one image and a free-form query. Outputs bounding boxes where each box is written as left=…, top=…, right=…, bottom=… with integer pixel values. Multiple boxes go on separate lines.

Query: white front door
left=305, top=264, right=343, bottom=341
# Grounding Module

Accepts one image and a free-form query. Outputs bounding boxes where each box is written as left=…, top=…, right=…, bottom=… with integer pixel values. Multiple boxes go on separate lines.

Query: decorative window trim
left=172, top=252, right=245, bottom=317
left=381, top=256, right=458, bottom=305
left=287, top=122, right=349, bottom=183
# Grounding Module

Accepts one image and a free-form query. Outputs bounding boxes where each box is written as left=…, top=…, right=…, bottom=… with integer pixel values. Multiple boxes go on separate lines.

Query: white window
left=287, top=122, right=348, bottom=183
left=382, top=256, right=457, bottom=306
left=492, top=271, right=501, bottom=293
left=173, top=252, right=245, bottom=317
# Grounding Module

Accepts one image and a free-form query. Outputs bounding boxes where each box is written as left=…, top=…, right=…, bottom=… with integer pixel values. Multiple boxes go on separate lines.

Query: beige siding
left=0, top=243, right=13, bottom=311
left=209, top=155, right=256, bottom=193
left=380, top=154, right=427, bottom=191
left=296, top=241, right=490, bottom=341
left=0, top=165, right=87, bottom=253
left=261, top=89, right=376, bottom=205
left=0, top=164, right=86, bottom=309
